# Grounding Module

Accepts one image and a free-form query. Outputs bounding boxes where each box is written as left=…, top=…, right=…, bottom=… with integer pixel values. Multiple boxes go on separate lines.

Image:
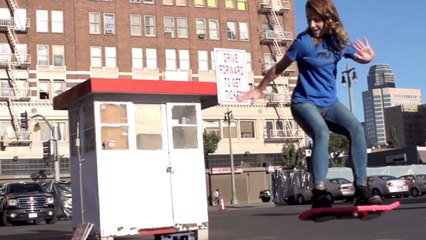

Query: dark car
left=293, top=178, right=355, bottom=205
left=0, top=182, right=56, bottom=226
left=399, top=174, right=426, bottom=197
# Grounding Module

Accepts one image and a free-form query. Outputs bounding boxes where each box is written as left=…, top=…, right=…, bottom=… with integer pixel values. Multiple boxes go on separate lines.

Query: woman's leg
left=291, top=103, right=330, bottom=185
left=322, top=102, right=367, bottom=185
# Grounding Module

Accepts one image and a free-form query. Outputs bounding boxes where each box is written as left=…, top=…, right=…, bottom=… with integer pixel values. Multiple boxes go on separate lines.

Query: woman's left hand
left=353, top=38, right=375, bottom=63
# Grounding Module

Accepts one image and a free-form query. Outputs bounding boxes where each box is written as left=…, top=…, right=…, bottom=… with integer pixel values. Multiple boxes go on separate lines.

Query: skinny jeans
left=291, top=102, right=368, bottom=186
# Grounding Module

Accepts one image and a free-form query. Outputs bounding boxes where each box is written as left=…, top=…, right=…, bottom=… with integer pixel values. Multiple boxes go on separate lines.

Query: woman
left=237, top=0, right=382, bottom=208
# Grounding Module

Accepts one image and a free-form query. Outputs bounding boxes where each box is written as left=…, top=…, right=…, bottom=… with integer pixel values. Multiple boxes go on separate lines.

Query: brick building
left=0, top=0, right=305, bottom=180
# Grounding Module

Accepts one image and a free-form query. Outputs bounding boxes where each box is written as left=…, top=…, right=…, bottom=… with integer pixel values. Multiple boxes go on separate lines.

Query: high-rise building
left=363, top=64, right=422, bottom=147
left=367, top=64, right=396, bottom=89
left=0, top=0, right=305, bottom=180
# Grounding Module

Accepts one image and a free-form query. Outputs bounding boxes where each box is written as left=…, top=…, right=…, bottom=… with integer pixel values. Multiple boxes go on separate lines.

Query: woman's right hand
left=236, top=88, right=264, bottom=104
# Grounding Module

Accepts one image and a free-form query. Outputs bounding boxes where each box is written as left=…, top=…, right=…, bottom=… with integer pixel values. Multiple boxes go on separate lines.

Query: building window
left=36, top=10, right=48, bottom=32
left=240, top=120, right=255, bottom=138
left=130, top=0, right=141, bottom=3
left=135, top=104, right=163, bottom=150
left=239, top=22, right=249, bottom=40
left=51, top=11, right=63, bottom=33
left=196, top=18, right=206, bottom=37
left=37, top=45, right=49, bottom=66
left=130, top=14, right=142, bottom=36
left=177, top=17, right=188, bottom=38
left=164, top=16, right=175, bottom=38
left=194, top=0, right=204, bottom=7
left=163, top=0, right=173, bottom=5
left=105, top=47, right=117, bottom=68
left=144, top=0, right=154, bottom=3
left=222, top=121, right=237, bottom=138
left=53, top=80, right=65, bottom=97
left=203, top=120, right=221, bottom=137
left=104, top=13, right=115, bottom=34
left=90, top=46, right=102, bottom=67
left=225, top=0, right=234, bottom=9
left=52, top=45, right=64, bottom=66
left=165, top=49, right=176, bottom=70
left=176, top=0, right=187, bottom=6
left=144, top=15, right=156, bottom=36
left=132, top=48, right=143, bottom=69
left=179, top=49, right=189, bottom=70
left=146, top=48, right=157, bottom=69
left=89, top=12, right=101, bottom=34
left=39, top=80, right=50, bottom=99
left=207, top=0, right=217, bottom=7
left=198, top=50, right=208, bottom=71
left=100, top=103, right=129, bottom=150
left=237, top=0, right=247, bottom=10
left=227, top=21, right=237, bottom=40
left=208, top=19, right=219, bottom=40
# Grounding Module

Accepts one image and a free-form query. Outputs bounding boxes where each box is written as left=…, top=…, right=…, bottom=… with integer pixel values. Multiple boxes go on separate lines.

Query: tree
left=282, top=141, right=299, bottom=169
left=329, top=133, right=349, bottom=167
left=203, top=130, right=221, bottom=158
left=387, top=127, right=400, bottom=149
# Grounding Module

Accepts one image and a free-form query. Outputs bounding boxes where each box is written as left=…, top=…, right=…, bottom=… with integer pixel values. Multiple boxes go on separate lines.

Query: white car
left=367, top=175, right=409, bottom=198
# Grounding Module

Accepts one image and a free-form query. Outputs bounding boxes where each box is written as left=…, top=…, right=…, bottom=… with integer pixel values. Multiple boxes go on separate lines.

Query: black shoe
left=311, top=188, right=332, bottom=209
left=354, top=185, right=383, bottom=206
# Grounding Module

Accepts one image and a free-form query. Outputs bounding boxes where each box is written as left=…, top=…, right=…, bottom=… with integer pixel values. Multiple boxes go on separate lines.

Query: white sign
left=214, top=48, right=249, bottom=104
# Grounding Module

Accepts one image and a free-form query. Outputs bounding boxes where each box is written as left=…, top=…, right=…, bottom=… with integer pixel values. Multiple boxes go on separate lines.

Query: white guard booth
left=53, top=78, right=218, bottom=239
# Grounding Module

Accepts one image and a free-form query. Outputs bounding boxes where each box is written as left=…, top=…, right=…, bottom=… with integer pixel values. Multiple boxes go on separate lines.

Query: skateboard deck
left=299, top=201, right=400, bottom=222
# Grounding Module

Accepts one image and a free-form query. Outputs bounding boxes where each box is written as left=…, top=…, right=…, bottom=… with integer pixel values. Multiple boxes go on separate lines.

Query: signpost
left=214, top=48, right=249, bottom=104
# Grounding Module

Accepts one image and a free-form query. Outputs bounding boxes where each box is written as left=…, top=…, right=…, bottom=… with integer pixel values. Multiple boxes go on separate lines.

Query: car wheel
left=0, top=211, right=7, bottom=226
left=261, top=196, right=271, bottom=202
left=45, top=216, right=56, bottom=225
left=411, top=188, right=419, bottom=197
left=296, top=195, right=305, bottom=205
left=372, top=188, right=381, bottom=197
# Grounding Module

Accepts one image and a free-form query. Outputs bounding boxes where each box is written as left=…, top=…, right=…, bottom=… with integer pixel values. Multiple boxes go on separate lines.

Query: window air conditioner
left=105, top=29, right=114, bottom=34
left=164, top=32, right=173, bottom=37
left=197, top=33, right=206, bottom=39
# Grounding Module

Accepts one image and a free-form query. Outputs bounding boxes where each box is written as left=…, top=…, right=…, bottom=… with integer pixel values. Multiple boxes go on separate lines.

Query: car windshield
left=378, top=175, right=397, bottom=180
left=8, top=183, right=44, bottom=194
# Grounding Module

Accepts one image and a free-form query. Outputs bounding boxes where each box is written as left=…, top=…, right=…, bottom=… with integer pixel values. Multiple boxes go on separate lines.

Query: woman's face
left=306, top=8, right=328, bottom=38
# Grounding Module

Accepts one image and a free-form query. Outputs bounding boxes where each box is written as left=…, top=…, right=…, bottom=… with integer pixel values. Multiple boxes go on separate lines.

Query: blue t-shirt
left=286, top=31, right=356, bottom=107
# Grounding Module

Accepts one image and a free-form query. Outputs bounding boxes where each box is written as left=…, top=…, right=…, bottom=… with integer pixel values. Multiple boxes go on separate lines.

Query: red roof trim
left=53, top=78, right=217, bottom=110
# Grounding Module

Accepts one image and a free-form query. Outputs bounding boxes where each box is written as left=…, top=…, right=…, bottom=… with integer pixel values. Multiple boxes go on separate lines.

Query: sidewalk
left=208, top=201, right=276, bottom=211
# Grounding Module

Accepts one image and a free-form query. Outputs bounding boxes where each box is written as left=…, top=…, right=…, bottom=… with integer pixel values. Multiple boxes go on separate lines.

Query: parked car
left=398, top=174, right=426, bottom=197
left=0, top=182, right=56, bottom=226
left=293, top=178, right=355, bottom=205
left=259, top=189, right=271, bottom=202
left=367, top=175, right=409, bottom=198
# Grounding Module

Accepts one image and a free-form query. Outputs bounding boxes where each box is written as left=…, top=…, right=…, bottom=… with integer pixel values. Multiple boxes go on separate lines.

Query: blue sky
left=293, top=0, right=426, bottom=120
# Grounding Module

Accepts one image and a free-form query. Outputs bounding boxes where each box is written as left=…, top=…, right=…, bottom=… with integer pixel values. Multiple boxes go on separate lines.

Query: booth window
left=135, top=104, right=163, bottom=150
left=171, top=105, right=198, bottom=149
left=100, top=103, right=129, bottom=150
left=83, top=104, right=96, bottom=152
left=69, top=109, right=79, bottom=156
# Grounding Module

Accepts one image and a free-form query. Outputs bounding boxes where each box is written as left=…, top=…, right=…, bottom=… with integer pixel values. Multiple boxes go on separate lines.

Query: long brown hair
left=306, top=0, right=349, bottom=51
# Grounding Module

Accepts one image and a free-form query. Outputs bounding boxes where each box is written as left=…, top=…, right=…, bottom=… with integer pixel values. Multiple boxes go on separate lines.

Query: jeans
left=291, top=102, right=368, bottom=186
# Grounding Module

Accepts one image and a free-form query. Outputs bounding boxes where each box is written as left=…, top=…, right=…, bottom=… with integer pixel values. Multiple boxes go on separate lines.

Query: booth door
left=166, top=103, right=208, bottom=224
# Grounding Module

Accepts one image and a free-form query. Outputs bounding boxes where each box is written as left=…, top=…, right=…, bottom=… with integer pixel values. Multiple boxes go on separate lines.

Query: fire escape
left=258, top=0, right=303, bottom=143
left=0, top=0, right=31, bottom=146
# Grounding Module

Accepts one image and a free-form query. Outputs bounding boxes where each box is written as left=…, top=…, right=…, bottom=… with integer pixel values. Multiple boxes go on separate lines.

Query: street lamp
left=32, top=114, right=60, bottom=182
left=224, top=108, right=238, bottom=205
left=341, top=64, right=358, bottom=113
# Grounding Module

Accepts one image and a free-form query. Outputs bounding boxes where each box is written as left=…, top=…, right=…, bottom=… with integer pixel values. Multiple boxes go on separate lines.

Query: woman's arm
left=237, top=55, right=293, bottom=104
left=352, top=38, right=375, bottom=64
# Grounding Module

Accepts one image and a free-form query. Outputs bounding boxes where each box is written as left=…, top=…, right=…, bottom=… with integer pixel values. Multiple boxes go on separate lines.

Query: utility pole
left=224, top=108, right=238, bottom=205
